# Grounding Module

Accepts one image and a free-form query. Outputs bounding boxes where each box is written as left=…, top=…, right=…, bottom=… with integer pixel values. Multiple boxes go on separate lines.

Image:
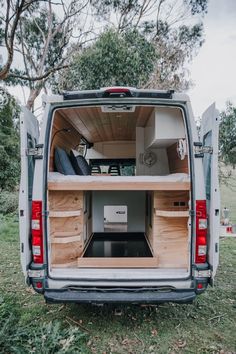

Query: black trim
left=44, top=288, right=196, bottom=304
left=63, top=89, right=175, bottom=101
left=133, top=90, right=174, bottom=99
left=42, top=99, right=194, bottom=284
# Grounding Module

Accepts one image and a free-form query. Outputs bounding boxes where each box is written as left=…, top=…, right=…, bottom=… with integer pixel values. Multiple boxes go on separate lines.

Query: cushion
left=54, top=147, right=76, bottom=175
left=70, top=151, right=91, bottom=175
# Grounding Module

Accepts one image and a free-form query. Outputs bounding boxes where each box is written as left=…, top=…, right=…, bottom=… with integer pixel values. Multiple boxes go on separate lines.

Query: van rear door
left=19, top=107, right=40, bottom=277
left=201, top=103, right=220, bottom=282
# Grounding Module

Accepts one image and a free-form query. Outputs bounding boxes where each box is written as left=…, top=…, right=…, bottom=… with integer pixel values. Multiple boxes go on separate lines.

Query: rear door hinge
left=194, top=142, right=213, bottom=158
left=26, top=144, right=44, bottom=159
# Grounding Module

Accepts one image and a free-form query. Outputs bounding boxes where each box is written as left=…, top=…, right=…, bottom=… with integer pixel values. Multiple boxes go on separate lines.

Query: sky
left=6, top=0, right=236, bottom=119
left=188, top=0, right=236, bottom=117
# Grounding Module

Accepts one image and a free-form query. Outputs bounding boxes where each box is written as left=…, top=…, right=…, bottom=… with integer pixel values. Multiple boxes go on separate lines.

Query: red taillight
left=31, top=201, right=43, bottom=264
left=103, top=87, right=132, bottom=97
left=195, top=200, right=207, bottom=263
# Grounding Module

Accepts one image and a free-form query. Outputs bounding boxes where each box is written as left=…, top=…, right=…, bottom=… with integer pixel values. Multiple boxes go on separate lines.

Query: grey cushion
left=54, top=147, right=76, bottom=175
left=70, top=151, right=91, bottom=175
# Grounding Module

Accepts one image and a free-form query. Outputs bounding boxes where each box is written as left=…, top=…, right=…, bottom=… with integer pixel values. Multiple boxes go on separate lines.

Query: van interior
left=47, top=105, right=191, bottom=273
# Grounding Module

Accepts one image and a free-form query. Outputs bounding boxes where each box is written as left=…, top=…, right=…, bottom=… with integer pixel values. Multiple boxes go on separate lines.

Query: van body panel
left=19, top=88, right=219, bottom=303
left=201, top=103, right=220, bottom=280
left=19, top=107, right=39, bottom=276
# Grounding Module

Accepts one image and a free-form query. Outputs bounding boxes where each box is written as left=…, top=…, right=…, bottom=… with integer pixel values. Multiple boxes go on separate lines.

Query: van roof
left=42, top=87, right=190, bottom=104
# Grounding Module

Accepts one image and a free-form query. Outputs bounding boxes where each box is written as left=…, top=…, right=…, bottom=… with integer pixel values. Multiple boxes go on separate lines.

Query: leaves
left=0, top=88, right=20, bottom=191
left=60, top=29, right=157, bottom=90
left=219, top=102, right=236, bottom=167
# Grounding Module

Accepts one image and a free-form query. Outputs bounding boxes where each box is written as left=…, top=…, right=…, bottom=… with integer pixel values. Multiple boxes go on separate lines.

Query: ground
left=0, top=213, right=235, bottom=354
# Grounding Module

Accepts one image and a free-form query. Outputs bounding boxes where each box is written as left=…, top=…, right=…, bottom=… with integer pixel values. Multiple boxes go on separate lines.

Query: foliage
left=60, top=0, right=207, bottom=91
left=0, top=213, right=236, bottom=353
left=0, top=88, right=20, bottom=191
left=61, top=29, right=157, bottom=90
left=0, top=301, right=86, bottom=354
left=219, top=102, right=236, bottom=167
left=0, top=191, right=19, bottom=215
left=1, top=0, right=92, bottom=109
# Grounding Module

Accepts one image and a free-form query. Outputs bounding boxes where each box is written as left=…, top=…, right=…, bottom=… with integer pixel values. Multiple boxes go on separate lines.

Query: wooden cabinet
left=48, top=191, right=84, bottom=267
left=147, top=190, right=190, bottom=269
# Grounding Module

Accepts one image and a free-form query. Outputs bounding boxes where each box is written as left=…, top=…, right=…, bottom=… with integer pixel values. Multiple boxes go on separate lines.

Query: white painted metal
left=201, top=103, right=220, bottom=279
left=20, top=92, right=218, bottom=291
left=19, top=107, right=39, bottom=276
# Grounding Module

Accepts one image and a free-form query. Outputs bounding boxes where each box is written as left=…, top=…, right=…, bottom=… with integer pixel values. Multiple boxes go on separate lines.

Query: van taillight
left=31, top=201, right=43, bottom=264
left=195, top=200, right=207, bottom=263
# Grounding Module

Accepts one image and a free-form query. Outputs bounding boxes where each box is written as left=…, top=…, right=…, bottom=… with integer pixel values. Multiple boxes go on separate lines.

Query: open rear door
left=19, top=107, right=40, bottom=277
left=201, top=103, right=220, bottom=283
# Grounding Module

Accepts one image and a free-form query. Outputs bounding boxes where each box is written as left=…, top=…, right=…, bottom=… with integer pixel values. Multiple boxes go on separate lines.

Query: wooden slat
left=155, top=210, right=189, bottom=217
left=51, top=235, right=82, bottom=243
left=49, top=210, right=81, bottom=217
left=48, top=180, right=190, bottom=191
left=77, top=257, right=159, bottom=268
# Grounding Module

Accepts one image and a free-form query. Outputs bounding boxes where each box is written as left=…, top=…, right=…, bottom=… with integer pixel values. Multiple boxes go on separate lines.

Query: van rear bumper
left=44, top=288, right=196, bottom=304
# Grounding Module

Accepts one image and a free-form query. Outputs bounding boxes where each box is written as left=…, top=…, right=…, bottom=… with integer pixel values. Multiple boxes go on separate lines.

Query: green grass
left=0, top=213, right=236, bottom=354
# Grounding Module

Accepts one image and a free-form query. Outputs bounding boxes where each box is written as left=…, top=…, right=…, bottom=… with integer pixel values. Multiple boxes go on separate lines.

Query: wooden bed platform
left=48, top=173, right=190, bottom=191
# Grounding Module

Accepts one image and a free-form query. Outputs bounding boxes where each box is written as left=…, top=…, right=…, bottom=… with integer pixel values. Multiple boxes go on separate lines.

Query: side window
left=203, top=131, right=212, bottom=201
left=27, top=134, right=36, bottom=201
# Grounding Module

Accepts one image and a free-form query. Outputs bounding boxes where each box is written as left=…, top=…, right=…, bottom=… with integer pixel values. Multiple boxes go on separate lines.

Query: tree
left=60, top=0, right=207, bottom=91
left=60, top=29, right=157, bottom=90
left=0, top=0, right=36, bottom=81
left=1, top=0, right=92, bottom=109
left=0, top=87, right=20, bottom=190
left=219, top=102, right=236, bottom=168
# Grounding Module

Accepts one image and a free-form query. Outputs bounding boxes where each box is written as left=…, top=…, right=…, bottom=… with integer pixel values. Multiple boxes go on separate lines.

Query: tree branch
left=8, top=64, right=69, bottom=81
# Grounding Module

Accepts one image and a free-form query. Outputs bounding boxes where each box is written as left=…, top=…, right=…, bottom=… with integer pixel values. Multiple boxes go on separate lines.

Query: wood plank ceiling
left=59, top=106, right=154, bottom=143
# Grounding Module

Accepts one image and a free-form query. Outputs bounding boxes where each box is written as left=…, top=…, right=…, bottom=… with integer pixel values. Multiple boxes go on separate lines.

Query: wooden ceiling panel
left=59, top=105, right=154, bottom=143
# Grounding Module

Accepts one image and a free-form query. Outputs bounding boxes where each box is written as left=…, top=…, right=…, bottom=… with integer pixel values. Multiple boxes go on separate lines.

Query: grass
left=0, top=213, right=236, bottom=354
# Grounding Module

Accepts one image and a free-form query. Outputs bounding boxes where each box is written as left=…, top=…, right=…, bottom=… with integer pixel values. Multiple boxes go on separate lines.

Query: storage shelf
left=77, top=257, right=159, bottom=268
left=51, top=231, right=82, bottom=238
left=51, top=234, right=82, bottom=244
left=155, top=209, right=189, bottom=217
left=49, top=210, right=81, bottom=217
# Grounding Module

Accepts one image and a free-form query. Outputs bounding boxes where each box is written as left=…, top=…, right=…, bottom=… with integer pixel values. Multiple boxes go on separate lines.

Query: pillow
left=70, top=151, right=91, bottom=175
left=54, top=147, right=76, bottom=175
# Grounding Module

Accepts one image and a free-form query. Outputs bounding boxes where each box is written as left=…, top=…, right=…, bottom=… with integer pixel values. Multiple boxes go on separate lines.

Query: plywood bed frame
left=48, top=184, right=190, bottom=269
left=48, top=174, right=190, bottom=191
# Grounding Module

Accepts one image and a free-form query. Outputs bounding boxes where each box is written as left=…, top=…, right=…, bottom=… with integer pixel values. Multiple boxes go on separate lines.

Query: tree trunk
left=26, top=86, right=42, bottom=111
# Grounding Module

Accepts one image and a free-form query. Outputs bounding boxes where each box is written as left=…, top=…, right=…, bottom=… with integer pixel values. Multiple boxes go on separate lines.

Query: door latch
left=26, top=144, right=44, bottom=159
left=194, top=142, right=213, bottom=158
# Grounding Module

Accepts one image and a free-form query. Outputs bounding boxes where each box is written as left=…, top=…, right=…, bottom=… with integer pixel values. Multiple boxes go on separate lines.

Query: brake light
left=31, top=201, right=43, bottom=264
left=195, top=200, right=207, bottom=263
left=103, top=87, right=132, bottom=97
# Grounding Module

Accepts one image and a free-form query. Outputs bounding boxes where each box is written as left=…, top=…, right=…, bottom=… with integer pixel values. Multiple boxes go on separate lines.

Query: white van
left=19, top=87, right=220, bottom=304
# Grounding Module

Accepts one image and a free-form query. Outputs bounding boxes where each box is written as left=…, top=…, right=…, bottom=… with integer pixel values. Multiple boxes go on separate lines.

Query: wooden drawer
left=50, top=215, right=83, bottom=234
left=51, top=235, right=83, bottom=264
left=153, top=240, right=188, bottom=268
left=49, top=191, right=83, bottom=211
left=154, top=191, right=189, bottom=211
